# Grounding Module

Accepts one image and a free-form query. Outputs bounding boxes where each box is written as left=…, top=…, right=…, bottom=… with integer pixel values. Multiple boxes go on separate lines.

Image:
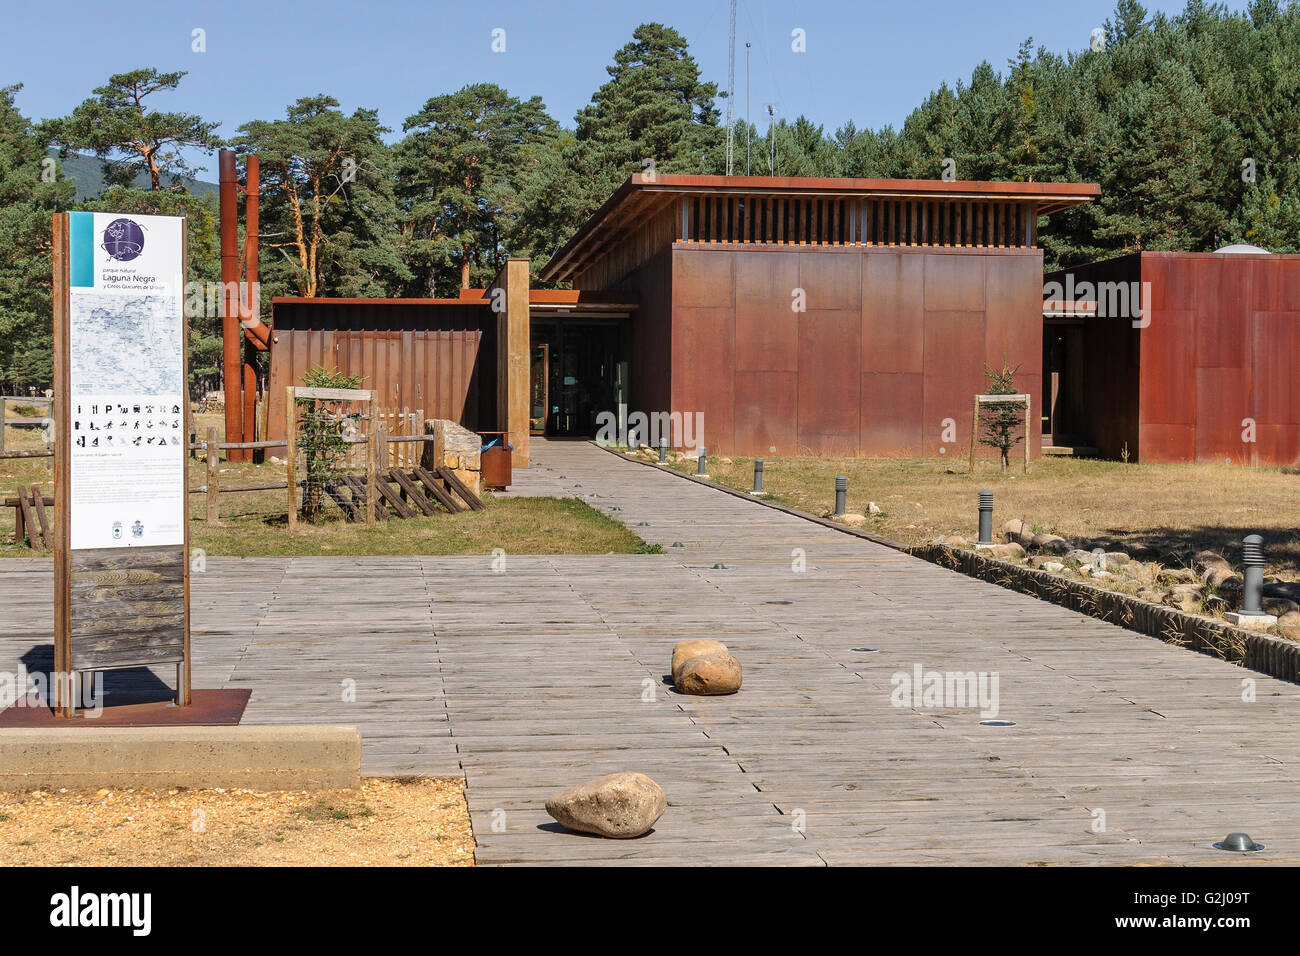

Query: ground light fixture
left=850, top=646, right=879, bottom=653
left=711, top=563, right=727, bottom=570
left=977, top=490, right=994, bottom=546
left=1213, top=833, right=1264, bottom=852
left=979, top=719, right=1017, bottom=727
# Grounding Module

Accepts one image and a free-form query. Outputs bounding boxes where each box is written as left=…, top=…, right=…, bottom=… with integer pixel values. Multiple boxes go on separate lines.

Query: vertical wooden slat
left=285, top=387, right=297, bottom=531
left=51, top=213, right=70, bottom=711
left=366, top=391, right=378, bottom=524
left=206, top=426, right=220, bottom=525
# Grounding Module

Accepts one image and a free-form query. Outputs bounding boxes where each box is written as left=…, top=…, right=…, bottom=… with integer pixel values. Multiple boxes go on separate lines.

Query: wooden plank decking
left=2, top=439, right=1298, bottom=865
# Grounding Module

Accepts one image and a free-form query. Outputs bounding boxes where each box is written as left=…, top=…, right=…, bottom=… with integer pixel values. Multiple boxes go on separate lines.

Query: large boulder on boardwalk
left=545, top=772, right=667, bottom=838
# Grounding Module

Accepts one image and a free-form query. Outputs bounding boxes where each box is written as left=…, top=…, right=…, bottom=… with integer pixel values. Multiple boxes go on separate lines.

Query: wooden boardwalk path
left=3, top=439, right=1299, bottom=865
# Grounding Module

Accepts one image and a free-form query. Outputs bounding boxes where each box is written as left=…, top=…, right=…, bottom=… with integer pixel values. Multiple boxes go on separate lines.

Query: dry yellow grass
left=665, top=451, right=1300, bottom=576
left=0, top=777, right=473, bottom=866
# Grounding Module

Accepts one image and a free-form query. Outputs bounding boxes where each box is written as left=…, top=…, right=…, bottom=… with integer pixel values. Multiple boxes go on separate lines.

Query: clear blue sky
left=10, top=0, right=1235, bottom=177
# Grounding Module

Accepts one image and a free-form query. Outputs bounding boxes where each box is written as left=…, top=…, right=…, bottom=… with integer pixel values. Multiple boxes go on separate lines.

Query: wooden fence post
left=285, top=387, right=297, bottom=531
left=1, top=397, right=7, bottom=453
left=366, top=393, right=378, bottom=525
left=205, top=426, right=220, bottom=525
left=968, top=396, right=979, bottom=474
left=1024, top=394, right=1032, bottom=473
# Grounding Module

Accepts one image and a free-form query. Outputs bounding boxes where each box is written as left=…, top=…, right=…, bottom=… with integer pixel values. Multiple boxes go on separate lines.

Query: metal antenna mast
left=766, top=103, right=777, bottom=175
left=745, top=41, right=751, bottom=175
left=725, top=0, right=736, bottom=175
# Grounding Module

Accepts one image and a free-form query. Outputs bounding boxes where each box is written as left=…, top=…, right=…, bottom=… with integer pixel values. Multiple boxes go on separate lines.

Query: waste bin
left=480, top=433, right=512, bottom=489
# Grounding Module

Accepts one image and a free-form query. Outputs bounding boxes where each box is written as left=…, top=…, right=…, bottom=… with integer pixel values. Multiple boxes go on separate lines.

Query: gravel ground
left=0, top=777, right=473, bottom=866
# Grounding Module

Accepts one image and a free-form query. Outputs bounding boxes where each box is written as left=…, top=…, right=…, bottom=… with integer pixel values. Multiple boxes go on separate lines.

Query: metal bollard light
left=1242, top=534, right=1266, bottom=615
left=697, top=447, right=707, bottom=476
left=834, top=475, right=847, bottom=516
left=977, top=490, right=994, bottom=545
left=752, top=458, right=765, bottom=494
left=658, top=437, right=667, bottom=463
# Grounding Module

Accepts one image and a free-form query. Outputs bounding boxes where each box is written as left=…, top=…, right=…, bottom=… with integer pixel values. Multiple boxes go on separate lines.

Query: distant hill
left=49, top=151, right=219, bottom=201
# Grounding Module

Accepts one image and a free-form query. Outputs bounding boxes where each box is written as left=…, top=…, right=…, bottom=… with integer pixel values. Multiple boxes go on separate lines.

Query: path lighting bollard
left=658, top=437, right=667, bottom=463
left=1242, top=535, right=1266, bottom=615
left=834, top=475, right=847, bottom=516
left=752, top=458, right=765, bottom=494
left=697, top=447, right=707, bottom=476
left=977, top=490, right=994, bottom=546
left=1226, top=535, right=1276, bottom=630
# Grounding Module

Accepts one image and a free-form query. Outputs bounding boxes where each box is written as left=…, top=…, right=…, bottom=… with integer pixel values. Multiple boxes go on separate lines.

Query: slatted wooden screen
left=679, top=197, right=1037, bottom=249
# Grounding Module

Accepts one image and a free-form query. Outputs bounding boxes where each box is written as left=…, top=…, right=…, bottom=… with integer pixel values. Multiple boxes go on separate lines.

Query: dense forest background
left=1, top=0, right=1297, bottom=392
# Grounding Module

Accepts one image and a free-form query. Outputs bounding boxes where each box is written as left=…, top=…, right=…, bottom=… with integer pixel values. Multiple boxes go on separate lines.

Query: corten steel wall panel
left=1140, top=424, right=1197, bottom=463
left=1191, top=257, right=1249, bottom=369
left=1252, top=312, right=1299, bottom=427
left=1139, top=309, right=1197, bottom=429
left=1252, top=257, right=1300, bottom=310
left=861, top=372, right=924, bottom=454
left=799, top=251, right=862, bottom=312
left=923, top=254, right=985, bottom=312
left=1195, top=366, right=1252, bottom=463
left=658, top=245, right=1043, bottom=457
left=797, top=309, right=861, bottom=454
left=983, top=253, right=1044, bottom=457
left=673, top=250, right=733, bottom=308
left=735, top=371, right=798, bottom=455
left=922, top=310, right=987, bottom=457
left=734, top=250, right=799, bottom=372
left=861, top=252, right=924, bottom=374
left=265, top=302, right=493, bottom=444
left=672, top=305, right=735, bottom=452
left=1134, top=254, right=1300, bottom=465
left=620, top=247, right=673, bottom=425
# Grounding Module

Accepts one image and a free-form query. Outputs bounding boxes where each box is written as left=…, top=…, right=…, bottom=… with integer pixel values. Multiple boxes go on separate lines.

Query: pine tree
left=0, top=85, right=75, bottom=391
left=575, top=23, right=721, bottom=204
left=234, top=96, right=409, bottom=298
left=47, top=69, right=222, bottom=190
left=396, top=84, right=560, bottom=294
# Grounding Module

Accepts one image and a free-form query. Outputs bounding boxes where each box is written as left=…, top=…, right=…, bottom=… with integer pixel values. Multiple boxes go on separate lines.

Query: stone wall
left=422, top=419, right=481, bottom=496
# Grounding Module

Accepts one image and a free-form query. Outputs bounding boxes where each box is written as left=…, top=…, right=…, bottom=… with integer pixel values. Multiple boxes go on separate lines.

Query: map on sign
left=69, top=292, right=183, bottom=396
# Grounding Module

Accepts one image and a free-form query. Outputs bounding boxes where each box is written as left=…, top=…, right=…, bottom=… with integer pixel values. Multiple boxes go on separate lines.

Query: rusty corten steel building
left=540, top=174, right=1099, bottom=458
left=1044, top=250, right=1300, bottom=465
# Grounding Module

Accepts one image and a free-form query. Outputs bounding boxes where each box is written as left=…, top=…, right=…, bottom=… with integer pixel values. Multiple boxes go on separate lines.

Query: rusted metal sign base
left=0, top=689, right=250, bottom=728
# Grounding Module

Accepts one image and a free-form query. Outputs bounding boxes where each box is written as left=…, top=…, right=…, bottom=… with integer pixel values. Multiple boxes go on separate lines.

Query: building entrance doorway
left=1043, top=319, right=1086, bottom=446
left=529, top=317, right=628, bottom=437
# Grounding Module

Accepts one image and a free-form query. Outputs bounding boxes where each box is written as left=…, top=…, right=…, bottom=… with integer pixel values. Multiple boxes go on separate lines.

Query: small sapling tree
left=978, top=363, right=1027, bottom=473
left=296, top=365, right=364, bottom=519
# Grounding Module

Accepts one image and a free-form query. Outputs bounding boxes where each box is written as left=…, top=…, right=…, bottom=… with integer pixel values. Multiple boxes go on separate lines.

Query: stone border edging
left=911, top=544, right=1300, bottom=683
left=593, top=442, right=1300, bottom=686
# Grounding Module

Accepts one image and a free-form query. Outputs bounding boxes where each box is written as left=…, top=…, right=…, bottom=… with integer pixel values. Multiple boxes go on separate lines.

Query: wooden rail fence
left=5, top=402, right=478, bottom=547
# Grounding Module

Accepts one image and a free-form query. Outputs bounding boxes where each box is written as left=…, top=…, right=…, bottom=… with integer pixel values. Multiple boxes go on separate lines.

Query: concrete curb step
left=0, top=724, right=361, bottom=790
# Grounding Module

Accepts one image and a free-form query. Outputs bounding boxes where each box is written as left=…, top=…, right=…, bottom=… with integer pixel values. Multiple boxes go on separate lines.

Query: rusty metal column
left=219, top=149, right=244, bottom=461
left=240, top=155, right=260, bottom=459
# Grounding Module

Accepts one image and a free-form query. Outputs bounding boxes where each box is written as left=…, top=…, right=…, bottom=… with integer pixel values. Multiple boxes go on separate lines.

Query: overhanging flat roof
left=541, top=173, right=1101, bottom=283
